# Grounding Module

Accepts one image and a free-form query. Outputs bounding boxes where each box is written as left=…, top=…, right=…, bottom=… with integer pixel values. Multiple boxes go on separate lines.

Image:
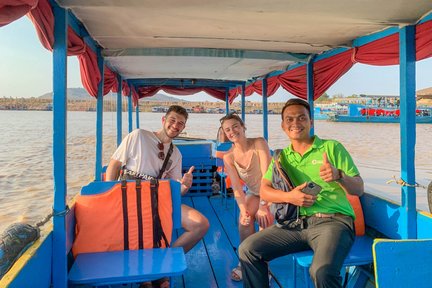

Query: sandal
left=152, top=277, right=170, bottom=288
left=231, top=264, right=242, bottom=281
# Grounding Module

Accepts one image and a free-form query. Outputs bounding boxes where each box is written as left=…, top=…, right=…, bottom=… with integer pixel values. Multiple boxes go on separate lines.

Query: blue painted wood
left=117, top=74, right=122, bottom=146
left=209, top=197, right=240, bottom=250
left=66, top=205, right=75, bottom=253
left=95, top=48, right=104, bottom=182
left=130, top=78, right=244, bottom=89
left=353, top=27, right=399, bottom=47
left=262, top=78, right=268, bottom=141
left=373, top=239, right=432, bottom=288
left=180, top=197, right=218, bottom=288
left=269, top=256, right=299, bottom=288
left=52, top=5, right=68, bottom=288
left=399, top=25, right=417, bottom=239
left=361, top=193, right=402, bottom=239
left=241, top=83, right=246, bottom=122
left=128, top=92, right=133, bottom=133
left=293, top=236, right=374, bottom=288
left=417, top=211, right=432, bottom=238
left=176, top=142, right=212, bottom=158
left=69, top=248, right=186, bottom=285
left=419, top=12, right=432, bottom=23
left=192, top=197, right=243, bottom=288
left=8, top=233, right=53, bottom=288
left=306, top=57, right=315, bottom=136
left=225, top=89, right=230, bottom=114
left=136, top=101, right=140, bottom=129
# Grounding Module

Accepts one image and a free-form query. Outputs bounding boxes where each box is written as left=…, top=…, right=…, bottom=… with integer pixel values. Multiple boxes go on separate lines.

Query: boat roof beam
left=129, top=79, right=244, bottom=89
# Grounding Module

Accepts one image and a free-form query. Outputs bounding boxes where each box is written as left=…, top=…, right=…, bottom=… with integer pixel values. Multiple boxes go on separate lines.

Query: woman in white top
left=220, top=113, right=273, bottom=282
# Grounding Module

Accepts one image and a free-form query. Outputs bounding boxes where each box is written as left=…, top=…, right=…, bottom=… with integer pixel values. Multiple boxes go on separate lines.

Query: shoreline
left=1, top=97, right=431, bottom=113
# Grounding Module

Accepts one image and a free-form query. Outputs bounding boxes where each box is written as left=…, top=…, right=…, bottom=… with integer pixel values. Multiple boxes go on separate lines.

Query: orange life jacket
left=72, top=180, right=173, bottom=257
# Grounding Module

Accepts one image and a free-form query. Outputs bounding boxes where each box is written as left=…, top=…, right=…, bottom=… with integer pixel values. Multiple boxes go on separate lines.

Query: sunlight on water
left=0, top=111, right=431, bottom=234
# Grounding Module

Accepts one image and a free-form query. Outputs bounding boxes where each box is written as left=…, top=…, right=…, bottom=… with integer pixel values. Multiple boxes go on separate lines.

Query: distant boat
left=314, top=107, right=330, bottom=120
left=151, top=106, right=168, bottom=112
left=328, top=103, right=432, bottom=123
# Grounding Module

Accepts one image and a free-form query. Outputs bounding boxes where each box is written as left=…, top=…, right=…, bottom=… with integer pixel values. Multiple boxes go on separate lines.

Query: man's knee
left=197, top=216, right=210, bottom=235
left=182, top=212, right=209, bottom=235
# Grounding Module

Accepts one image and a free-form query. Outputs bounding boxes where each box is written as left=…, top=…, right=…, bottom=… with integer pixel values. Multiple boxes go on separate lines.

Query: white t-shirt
left=111, top=129, right=182, bottom=180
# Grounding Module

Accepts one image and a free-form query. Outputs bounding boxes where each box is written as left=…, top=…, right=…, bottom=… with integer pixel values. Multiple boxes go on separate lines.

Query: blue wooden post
left=307, top=56, right=315, bottom=136
left=128, top=90, right=133, bottom=132
left=52, top=5, right=68, bottom=288
left=136, top=100, right=140, bottom=129
left=262, top=78, right=269, bottom=141
left=241, top=83, right=246, bottom=122
left=399, top=25, right=417, bottom=239
left=94, top=49, right=104, bottom=181
left=225, top=90, right=230, bottom=114
left=116, top=75, right=122, bottom=146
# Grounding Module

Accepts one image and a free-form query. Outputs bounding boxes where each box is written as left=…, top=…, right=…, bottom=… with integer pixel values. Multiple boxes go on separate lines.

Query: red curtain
left=243, top=79, right=280, bottom=98
left=0, top=0, right=37, bottom=27
left=313, top=50, right=354, bottom=99
left=354, top=33, right=399, bottom=65
left=276, top=65, right=307, bottom=99
left=416, top=20, right=432, bottom=61
left=111, top=80, right=131, bottom=97
left=26, top=0, right=118, bottom=98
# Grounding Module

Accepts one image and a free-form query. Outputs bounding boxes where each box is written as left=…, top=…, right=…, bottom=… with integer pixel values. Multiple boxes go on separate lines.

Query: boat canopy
left=2, top=0, right=432, bottom=103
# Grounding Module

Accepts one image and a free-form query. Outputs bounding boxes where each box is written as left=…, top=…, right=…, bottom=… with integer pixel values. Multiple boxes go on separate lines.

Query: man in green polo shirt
left=239, top=98, right=364, bottom=288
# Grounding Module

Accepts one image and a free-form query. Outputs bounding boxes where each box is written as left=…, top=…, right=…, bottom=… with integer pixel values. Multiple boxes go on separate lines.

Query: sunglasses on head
left=157, top=142, right=165, bottom=160
left=219, top=112, right=241, bottom=124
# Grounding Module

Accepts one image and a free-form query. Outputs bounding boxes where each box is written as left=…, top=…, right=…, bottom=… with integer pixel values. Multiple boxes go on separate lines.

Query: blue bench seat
left=292, top=235, right=373, bottom=287
left=68, top=180, right=185, bottom=287
left=69, top=247, right=186, bottom=286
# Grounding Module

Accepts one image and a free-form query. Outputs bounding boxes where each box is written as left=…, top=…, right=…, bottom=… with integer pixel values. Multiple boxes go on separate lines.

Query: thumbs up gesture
left=319, top=153, right=339, bottom=182
left=180, top=166, right=195, bottom=190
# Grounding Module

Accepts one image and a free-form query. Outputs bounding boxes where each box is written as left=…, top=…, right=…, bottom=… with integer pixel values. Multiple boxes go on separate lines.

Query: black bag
left=269, top=149, right=300, bottom=228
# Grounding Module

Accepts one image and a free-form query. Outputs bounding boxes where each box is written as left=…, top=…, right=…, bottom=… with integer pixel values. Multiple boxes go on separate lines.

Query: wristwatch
left=260, top=199, right=267, bottom=206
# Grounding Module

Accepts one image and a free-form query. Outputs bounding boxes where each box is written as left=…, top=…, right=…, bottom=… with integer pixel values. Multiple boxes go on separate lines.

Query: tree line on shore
left=2, top=95, right=430, bottom=112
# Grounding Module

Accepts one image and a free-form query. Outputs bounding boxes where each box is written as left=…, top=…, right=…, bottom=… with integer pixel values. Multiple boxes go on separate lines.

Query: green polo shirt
left=264, top=136, right=359, bottom=218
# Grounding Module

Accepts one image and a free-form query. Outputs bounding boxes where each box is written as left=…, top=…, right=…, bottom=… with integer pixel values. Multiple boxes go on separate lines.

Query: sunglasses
left=219, top=112, right=242, bottom=124
left=157, top=142, right=165, bottom=160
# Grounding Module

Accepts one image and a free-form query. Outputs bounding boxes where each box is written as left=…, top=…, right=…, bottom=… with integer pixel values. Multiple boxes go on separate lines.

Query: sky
left=1, top=17, right=431, bottom=102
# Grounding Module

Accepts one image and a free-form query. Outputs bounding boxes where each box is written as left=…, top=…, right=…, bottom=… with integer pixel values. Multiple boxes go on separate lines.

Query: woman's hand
left=255, top=205, right=274, bottom=228
left=239, top=210, right=251, bottom=226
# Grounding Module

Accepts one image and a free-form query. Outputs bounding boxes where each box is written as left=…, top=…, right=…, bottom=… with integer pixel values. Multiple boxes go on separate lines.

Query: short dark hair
left=281, top=98, right=311, bottom=119
left=166, top=105, right=188, bottom=120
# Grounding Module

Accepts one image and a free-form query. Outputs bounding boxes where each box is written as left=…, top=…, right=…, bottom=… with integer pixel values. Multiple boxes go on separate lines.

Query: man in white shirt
left=106, top=105, right=209, bottom=253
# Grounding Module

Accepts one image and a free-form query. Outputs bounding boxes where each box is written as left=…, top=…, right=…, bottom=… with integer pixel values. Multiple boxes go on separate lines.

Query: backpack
left=269, top=149, right=300, bottom=228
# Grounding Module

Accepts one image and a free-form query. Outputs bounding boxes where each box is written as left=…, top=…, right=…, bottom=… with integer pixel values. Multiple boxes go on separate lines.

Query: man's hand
left=256, top=205, right=274, bottom=228
left=180, top=166, right=195, bottom=193
left=319, top=152, right=340, bottom=182
left=289, top=183, right=317, bottom=207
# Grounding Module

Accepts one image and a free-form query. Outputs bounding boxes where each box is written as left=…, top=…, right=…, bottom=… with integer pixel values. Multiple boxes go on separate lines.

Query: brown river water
left=1, top=110, right=431, bottom=234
